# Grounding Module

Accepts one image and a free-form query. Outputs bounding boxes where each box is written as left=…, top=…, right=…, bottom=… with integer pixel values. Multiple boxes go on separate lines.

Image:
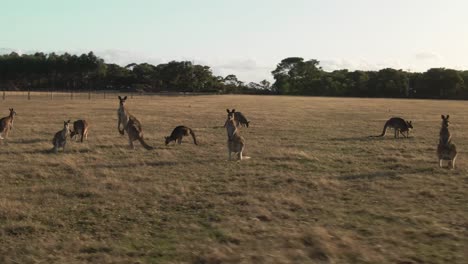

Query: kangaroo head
left=118, top=96, right=128, bottom=107
left=64, top=120, right=71, bottom=132
left=9, top=108, right=16, bottom=117
left=441, top=115, right=450, bottom=127
left=406, top=120, right=413, bottom=129
left=226, top=108, right=236, bottom=121
left=165, top=136, right=171, bottom=145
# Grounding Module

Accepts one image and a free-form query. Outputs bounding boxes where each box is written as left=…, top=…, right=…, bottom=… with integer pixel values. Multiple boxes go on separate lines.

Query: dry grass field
left=0, top=94, right=467, bottom=264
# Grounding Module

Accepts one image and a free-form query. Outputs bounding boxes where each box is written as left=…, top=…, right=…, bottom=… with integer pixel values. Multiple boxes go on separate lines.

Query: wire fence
left=0, top=90, right=220, bottom=100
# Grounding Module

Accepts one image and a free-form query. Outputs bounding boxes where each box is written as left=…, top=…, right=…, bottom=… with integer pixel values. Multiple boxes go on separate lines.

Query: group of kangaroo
left=370, top=116, right=458, bottom=169
left=0, top=96, right=246, bottom=159
left=0, top=97, right=458, bottom=167
left=116, top=96, right=250, bottom=160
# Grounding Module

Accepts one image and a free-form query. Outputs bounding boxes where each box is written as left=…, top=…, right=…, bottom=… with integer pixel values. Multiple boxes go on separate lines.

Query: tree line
left=0, top=52, right=467, bottom=99
left=0, top=52, right=270, bottom=94
left=271, top=57, right=468, bottom=99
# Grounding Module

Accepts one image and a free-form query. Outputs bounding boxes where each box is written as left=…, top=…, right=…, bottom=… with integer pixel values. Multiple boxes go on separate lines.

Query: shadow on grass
left=50, top=149, right=94, bottom=154
left=338, top=165, right=439, bottom=181
left=8, top=148, right=95, bottom=155
left=9, top=138, right=44, bottom=144
left=338, top=171, right=402, bottom=181
left=93, top=161, right=190, bottom=169
left=329, top=136, right=416, bottom=142
left=328, top=136, right=374, bottom=142
left=0, top=148, right=57, bottom=155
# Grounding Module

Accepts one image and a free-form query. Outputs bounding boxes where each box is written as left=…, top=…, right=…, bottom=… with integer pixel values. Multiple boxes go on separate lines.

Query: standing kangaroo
left=225, top=109, right=245, bottom=160
left=370, top=117, right=413, bottom=138
left=117, top=96, right=154, bottom=150
left=0, top=108, right=16, bottom=140
left=439, top=115, right=451, bottom=144
left=165, top=126, right=198, bottom=145
left=223, top=109, right=250, bottom=128
left=52, top=120, right=71, bottom=153
left=70, top=119, right=89, bottom=142
left=437, top=115, right=457, bottom=169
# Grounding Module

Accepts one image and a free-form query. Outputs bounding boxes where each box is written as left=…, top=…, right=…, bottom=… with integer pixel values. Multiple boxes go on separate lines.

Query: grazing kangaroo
left=70, top=119, right=89, bottom=142
left=52, top=120, right=71, bottom=153
left=225, top=109, right=245, bottom=160
left=117, top=96, right=154, bottom=150
left=165, top=126, right=198, bottom=145
left=437, top=115, right=457, bottom=169
left=234, top=111, right=250, bottom=128
left=0, top=108, right=16, bottom=140
left=370, top=117, right=413, bottom=138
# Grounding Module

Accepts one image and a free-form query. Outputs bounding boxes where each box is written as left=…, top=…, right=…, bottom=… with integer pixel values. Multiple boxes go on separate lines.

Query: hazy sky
left=1, top=0, right=467, bottom=82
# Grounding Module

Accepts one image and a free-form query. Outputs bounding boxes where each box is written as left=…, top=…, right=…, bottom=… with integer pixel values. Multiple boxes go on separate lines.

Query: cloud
left=211, top=59, right=273, bottom=82
left=215, top=59, right=270, bottom=72
left=319, top=58, right=388, bottom=72
left=98, top=51, right=273, bottom=82
left=414, top=51, right=442, bottom=61
left=94, top=49, right=163, bottom=66
left=0, top=48, right=23, bottom=54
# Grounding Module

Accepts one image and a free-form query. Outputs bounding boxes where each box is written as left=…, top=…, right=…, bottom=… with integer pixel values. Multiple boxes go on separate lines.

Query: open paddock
left=0, top=95, right=467, bottom=263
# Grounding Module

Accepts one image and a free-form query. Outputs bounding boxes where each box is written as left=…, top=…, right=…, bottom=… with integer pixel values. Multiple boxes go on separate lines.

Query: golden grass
left=0, top=94, right=467, bottom=263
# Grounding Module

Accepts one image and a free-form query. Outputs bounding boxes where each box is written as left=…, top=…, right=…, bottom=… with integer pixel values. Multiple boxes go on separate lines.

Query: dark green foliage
left=0, top=52, right=233, bottom=93
left=272, top=57, right=466, bottom=99
left=0, top=52, right=466, bottom=98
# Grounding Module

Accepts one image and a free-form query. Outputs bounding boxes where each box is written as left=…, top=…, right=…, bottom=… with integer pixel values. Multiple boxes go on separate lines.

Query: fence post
left=88, top=91, right=91, bottom=100
left=2, top=91, right=5, bottom=100
left=70, top=91, right=73, bottom=100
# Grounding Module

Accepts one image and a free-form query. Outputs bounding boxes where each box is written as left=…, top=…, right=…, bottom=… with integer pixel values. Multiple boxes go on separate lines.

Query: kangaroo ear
left=123, top=96, right=127, bottom=100
left=226, top=109, right=230, bottom=113
left=118, top=96, right=122, bottom=100
left=441, top=115, right=445, bottom=119
left=232, top=109, right=236, bottom=113
left=446, top=115, right=450, bottom=119
left=67, top=120, right=71, bottom=123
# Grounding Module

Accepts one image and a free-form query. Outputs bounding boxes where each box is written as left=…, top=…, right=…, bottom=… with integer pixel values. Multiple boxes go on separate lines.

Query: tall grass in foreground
left=0, top=95, right=467, bottom=263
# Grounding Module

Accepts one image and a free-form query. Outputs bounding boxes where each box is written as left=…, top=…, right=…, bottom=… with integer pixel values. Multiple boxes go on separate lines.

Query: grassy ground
left=0, top=94, right=467, bottom=263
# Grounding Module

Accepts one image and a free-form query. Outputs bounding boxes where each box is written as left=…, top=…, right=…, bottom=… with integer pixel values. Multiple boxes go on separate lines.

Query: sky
left=1, top=0, right=468, bottom=82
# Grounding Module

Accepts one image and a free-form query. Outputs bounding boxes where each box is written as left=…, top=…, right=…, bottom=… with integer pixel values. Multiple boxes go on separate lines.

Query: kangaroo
left=370, top=117, right=413, bottom=138
left=439, top=115, right=451, bottom=144
left=223, top=109, right=250, bottom=128
left=225, top=109, right=245, bottom=160
left=234, top=111, right=250, bottom=128
left=165, top=126, right=198, bottom=145
left=437, top=115, right=457, bottom=169
left=0, top=108, right=16, bottom=140
left=52, top=120, right=71, bottom=153
left=117, top=96, right=154, bottom=150
left=70, top=119, right=89, bottom=142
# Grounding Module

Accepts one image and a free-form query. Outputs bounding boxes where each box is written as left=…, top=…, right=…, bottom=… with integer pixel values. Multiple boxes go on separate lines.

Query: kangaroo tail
left=189, top=128, right=198, bottom=145
left=138, top=137, right=154, bottom=150
left=370, top=122, right=388, bottom=137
